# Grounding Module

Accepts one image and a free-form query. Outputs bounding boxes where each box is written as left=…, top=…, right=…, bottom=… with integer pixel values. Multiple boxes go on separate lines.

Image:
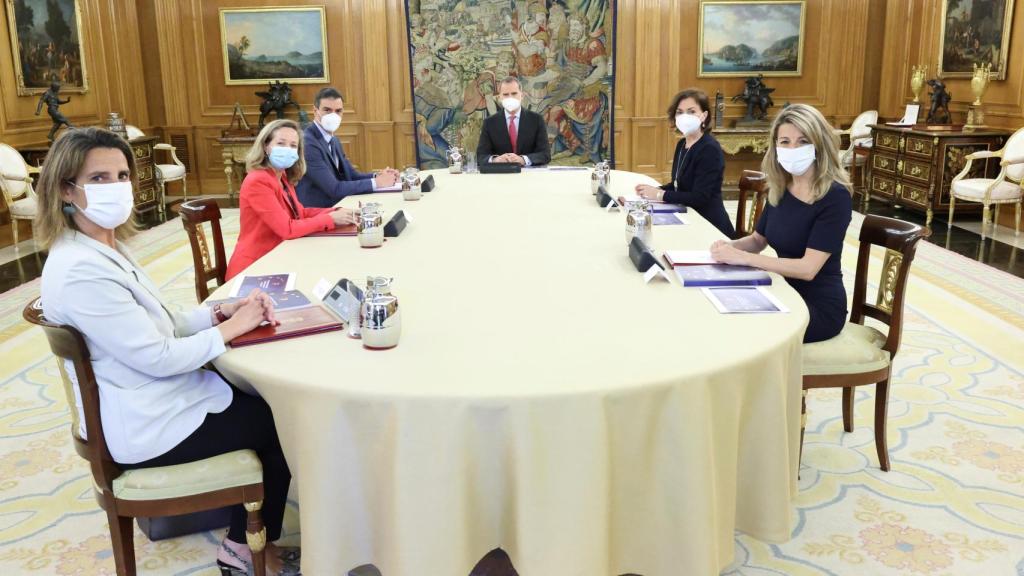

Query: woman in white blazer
left=36, top=128, right=294, bottom=576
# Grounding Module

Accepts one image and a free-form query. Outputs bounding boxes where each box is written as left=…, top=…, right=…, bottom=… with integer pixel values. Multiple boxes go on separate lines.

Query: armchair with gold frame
left=0, top=143, right=40, bottom=250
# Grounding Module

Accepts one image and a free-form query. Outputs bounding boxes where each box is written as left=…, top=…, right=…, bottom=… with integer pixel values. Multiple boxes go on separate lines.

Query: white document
left=702, top=286, right=789, bottom=314
left=663, top=250, right=717, bottom=266
left=312, top=278, right=333, bottom=301
left=885, top=104, right=920, bottom=126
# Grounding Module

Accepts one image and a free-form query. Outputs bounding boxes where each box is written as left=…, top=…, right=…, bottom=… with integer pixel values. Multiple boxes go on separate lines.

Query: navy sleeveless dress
left=755, top=182, right=853, bottom=343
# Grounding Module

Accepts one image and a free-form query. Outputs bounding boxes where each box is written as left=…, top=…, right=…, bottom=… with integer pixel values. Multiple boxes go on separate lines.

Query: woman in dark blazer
left=635, top=88, right=735, bottom=238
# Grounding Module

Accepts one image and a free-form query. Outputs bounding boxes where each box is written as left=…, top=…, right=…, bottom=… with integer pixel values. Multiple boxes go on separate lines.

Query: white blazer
left=41, top=230, right=231, bottom=464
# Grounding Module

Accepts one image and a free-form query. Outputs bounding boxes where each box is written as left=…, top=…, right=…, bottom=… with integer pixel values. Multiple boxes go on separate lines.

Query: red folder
left=230, top=305, right=343, bottom=347
left=308, top=224, right=357, bottom=237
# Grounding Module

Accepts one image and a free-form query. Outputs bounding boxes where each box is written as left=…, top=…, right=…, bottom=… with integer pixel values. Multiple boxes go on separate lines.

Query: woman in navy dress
left=710, top=104, right=853, bottom=343
left=634, top=88, right=735, bottom=238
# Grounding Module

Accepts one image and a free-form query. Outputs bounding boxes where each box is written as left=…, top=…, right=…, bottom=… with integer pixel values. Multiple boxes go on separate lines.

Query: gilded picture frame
left=698, top=0, right=806, bottom=77
left=219, top=6, right=330, bottom=85
left=938, top=0, right=1014, bottom=80
left=5, top=0, right=89, bottom=95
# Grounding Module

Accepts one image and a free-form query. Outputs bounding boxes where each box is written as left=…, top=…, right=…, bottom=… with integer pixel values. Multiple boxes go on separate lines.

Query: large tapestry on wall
left=405, top=0, right=616, bottom=169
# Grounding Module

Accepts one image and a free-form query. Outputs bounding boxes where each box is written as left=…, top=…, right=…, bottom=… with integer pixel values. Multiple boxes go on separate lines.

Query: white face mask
left=675, top=113, right=703, bottom=136
left=776, top=144, right=816, bottom=176
left=501, top=97, right=521, bottom=113
left=71, top=181, right=135, bottom=229
left=319, top=112, right=342, bottom=133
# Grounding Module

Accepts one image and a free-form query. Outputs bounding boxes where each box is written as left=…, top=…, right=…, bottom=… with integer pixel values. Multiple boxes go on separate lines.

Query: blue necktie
left=329, top=138, right=341, bottom=173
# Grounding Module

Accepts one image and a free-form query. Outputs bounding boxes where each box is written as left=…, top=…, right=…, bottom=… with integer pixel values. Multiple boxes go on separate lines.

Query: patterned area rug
left=1, top=208, right=1022, bottom=575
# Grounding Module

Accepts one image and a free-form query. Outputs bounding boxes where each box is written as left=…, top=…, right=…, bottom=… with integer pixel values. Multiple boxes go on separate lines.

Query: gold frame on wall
left=697, top=0, right=806, bottom=78
left=938, top=0, right=1015, bottom=80
left=5, top=0, right=89, bottom=95
left=219, top=6, right=330, bottom=86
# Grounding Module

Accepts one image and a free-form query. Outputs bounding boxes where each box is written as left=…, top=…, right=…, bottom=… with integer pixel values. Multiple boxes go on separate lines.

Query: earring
left=62, top=202, right=77, bottom=215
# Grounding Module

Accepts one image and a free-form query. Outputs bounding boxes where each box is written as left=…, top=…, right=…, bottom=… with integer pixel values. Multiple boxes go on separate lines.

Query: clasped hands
left=217, top=290, right=279, bottom=333
left=491, top=153, right=526, bottom=165
left=709, top=239, right=749, bottom=266
left=373, top=166, right=401, bottom=188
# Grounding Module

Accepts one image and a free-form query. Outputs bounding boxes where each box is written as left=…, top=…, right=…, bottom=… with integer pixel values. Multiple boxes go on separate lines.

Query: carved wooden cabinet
left=866, top=125, right=1009, bottom=226
left=129, top=136, right=161, bottom=217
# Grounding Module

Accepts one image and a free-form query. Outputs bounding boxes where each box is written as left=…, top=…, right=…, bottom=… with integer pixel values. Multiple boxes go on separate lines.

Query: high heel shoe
left=217, top=541, right=302, bottom=576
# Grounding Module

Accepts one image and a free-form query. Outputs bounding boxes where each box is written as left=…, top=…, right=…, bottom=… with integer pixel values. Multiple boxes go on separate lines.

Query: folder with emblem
left=230, top=305, right=344, bottom=347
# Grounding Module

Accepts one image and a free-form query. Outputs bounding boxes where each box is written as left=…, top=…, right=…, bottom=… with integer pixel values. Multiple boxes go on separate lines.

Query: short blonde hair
left=245, top=119, right=306, bottom=183
left=34, top=127, right=138, bottom=250
left=761, top=104, right=851, bottom=206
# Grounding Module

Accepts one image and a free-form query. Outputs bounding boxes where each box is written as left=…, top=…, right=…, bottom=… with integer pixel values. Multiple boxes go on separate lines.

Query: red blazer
left=226, top=167, right=335, bottom=280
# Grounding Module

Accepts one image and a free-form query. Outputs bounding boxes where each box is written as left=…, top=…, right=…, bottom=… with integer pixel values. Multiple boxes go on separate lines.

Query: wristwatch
left=213, top=303, right=229, bottom=324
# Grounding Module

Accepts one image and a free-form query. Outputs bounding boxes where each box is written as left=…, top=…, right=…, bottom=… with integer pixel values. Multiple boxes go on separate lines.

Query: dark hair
left=314, top=87, right=344, bottom=109
left=498, top=76, right=522, bottom=91
left=666, top=88, right=712, bottom=133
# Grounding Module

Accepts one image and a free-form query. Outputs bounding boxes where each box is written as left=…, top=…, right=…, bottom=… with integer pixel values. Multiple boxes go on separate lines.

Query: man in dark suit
left=476, top=77, right=550, bottom=166
left=296, top=87, right=399, bottom=208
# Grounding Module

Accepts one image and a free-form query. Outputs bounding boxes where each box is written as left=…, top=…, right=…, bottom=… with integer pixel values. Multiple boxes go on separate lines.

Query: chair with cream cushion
left=949, top=126, right=1024, bottom=239
left=837, top=110, right=878, bottom=167
left=801, top=215, right=927, bottom=471
left=23, top=298, right=267, bottom=576
left=0, top=142, right=39, bottom=250
left=127, top=125, right=188, bottom=218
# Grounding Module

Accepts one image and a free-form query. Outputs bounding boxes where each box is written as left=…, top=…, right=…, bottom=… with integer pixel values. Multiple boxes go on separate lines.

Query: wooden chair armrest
left=1000, top=155, right=1024, bottom=166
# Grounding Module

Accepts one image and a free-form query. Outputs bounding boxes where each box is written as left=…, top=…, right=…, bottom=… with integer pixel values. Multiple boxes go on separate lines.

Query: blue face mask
left=267, top=146, right=299, bottom=170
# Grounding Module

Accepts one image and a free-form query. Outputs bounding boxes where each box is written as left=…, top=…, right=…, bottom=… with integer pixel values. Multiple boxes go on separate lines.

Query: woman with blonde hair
left=226, top=118, right=358, bottom=280
left=710, top=104, right=853, bottom=342
left=36, top=127, right=297, bottom=574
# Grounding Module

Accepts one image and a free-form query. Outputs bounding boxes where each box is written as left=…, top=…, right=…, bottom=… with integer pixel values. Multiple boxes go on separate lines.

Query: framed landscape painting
left=938, top=0, right=1014, bottom=79
left=5, top=0, right=88, bottom=95
left=220, top=6, right=329, bottom=85
left=698, top=0, right=806, bottom=77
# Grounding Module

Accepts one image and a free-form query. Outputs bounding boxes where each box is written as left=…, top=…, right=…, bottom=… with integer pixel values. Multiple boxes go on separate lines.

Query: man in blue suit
left=296, top=87, right=399, bottom=208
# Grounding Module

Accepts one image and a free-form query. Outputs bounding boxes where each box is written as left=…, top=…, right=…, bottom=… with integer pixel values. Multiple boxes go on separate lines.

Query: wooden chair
left=734, top=170, right=768, bottom=239
left=180, top=198, right=227, bottom=303
left=800, top=215, right=928, bottom=471
left=0, top=142, right=40, bottom=250
left=949, top=126, right=1024, bottom=240
left=23, top=298, right=267, bottom=576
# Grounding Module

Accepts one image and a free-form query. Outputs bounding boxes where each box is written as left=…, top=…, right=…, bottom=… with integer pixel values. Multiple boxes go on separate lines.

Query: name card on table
left=597, top=185, right=619, bottom=210
left=384, top=210, right=408, bottom=237
left=629, top=237, right=670, bottom=283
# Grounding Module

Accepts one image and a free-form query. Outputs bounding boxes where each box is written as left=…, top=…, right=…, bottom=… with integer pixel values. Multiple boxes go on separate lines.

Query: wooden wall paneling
left=386, top=0, right=415, bottom=168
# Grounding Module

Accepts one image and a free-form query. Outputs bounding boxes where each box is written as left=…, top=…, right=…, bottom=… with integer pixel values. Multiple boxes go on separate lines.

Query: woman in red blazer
left=226, top=119, right=357, bottom=280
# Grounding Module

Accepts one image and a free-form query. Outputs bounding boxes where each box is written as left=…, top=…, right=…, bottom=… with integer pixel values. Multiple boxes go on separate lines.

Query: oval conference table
left=212, top=168, right=808, bottom=576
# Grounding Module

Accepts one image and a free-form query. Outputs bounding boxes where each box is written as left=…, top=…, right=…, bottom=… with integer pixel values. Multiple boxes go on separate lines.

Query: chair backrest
left=0, top=143, right=31, bottom=201
left=1002, top=127, right=1024, bottom=182
left=180, top=198, right=227, bottom=303
left=23, top=298, right=123, bottom=492
left=125, top=124, right=146, bottom=140
left=850, top=215, right=928, bottom=357
left=849, top=110, right=878, bottom=142
left=735, top=170, right=768, bottom=239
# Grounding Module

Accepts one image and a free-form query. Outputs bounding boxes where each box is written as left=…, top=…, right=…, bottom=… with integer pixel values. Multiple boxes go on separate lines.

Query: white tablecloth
left=213, top=168, right=808, bottom=575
